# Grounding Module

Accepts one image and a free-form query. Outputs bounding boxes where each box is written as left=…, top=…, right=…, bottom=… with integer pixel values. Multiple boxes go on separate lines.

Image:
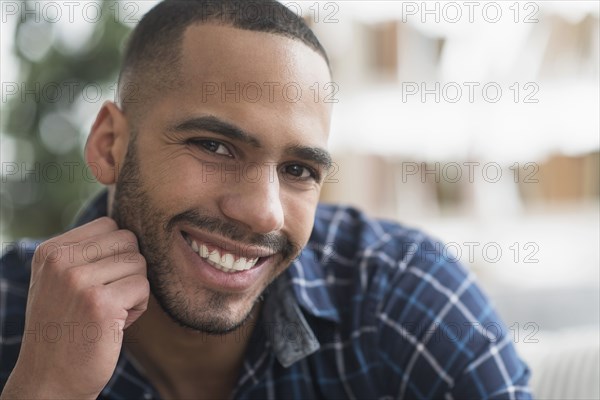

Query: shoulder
left=300, top=204, right=530, bottom=398
left=0, top=239, right=37, bottom=389
left=310, top=203, right=434, bottom=281
left=309, top=203, right=467, bottom=299
left=1, top=239, right=37, bottom=283
left=294, top=203, right=476, bottom=328
left=1, top=239, right=37, bottom=296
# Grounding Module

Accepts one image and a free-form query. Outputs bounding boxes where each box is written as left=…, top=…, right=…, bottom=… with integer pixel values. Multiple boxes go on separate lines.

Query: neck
left=124, top=295, right=260, bottom=398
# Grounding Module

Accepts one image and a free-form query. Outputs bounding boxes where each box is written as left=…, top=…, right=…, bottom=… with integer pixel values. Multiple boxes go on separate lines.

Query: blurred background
left=1, top=1, right=599, bottom=398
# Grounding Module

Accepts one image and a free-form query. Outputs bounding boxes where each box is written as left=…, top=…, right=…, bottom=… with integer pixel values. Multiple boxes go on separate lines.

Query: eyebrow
left=285, top=145, right=333, bottom=171
left=169, top=115, right=333, bottom=170
left=169, top=115, right=261, bottom=147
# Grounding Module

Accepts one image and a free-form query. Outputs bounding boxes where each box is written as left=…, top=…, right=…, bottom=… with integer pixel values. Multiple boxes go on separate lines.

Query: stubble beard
left=110, top=137, right=298, bottom=335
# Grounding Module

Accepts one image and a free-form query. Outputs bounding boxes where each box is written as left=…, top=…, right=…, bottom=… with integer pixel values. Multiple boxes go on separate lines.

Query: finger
left=33, top=217, right=119, bottom=270
left=39, top=229, right=140, bottom=270
left=52, top=216, right=118, bottom=246
left=65, top=255, right=147, bottom=288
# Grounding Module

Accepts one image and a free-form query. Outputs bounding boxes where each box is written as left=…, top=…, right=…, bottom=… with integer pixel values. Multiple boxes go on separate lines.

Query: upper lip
left=180, top=226, right=277, bottom=259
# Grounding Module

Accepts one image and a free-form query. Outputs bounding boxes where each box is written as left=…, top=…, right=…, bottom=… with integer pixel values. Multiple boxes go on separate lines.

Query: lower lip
left=176, top=232, right=271, bottom=292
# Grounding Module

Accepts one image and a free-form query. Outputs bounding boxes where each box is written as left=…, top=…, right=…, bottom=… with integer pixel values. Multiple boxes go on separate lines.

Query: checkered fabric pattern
left=1, top=192, right=531, bottom=399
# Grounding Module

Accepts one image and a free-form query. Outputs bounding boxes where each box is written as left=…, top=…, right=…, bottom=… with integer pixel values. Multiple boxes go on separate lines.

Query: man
left=0, top=1, right=531, bottom=398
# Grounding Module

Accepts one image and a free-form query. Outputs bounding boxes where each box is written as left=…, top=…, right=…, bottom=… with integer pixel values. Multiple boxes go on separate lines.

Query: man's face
left=111, top=25, right=332, bottom=334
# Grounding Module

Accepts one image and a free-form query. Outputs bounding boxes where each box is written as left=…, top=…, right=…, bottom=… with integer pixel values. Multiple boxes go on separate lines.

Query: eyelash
left=283, top=164, right=321, bottom=182
left=190, top=139, right=233, bottom=157
left=187, top=138, right=321, bottom=182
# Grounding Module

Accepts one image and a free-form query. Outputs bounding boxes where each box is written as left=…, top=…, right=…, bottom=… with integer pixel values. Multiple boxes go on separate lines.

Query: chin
left=148, top=262, right=269, bottom=335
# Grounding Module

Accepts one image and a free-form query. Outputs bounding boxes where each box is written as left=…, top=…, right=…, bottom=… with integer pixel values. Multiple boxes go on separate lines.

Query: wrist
left=2, top=363, right=97, bottom=400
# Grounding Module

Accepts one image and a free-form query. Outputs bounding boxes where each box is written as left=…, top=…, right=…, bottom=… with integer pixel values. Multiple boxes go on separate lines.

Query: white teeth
left=208, top=250, right=221, bottom=265
left=186, top=235, right=262, bottom=273
left=199, top=244, right=209, bottom=258
left=222, top=253, right=235, bottom=269
left=233, top=257, right=245, bottom=270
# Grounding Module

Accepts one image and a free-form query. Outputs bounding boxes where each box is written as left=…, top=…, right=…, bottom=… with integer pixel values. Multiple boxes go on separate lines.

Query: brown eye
left=283, top=164, right=315, bottom=180
left=196, top=140, right=232, bottom=157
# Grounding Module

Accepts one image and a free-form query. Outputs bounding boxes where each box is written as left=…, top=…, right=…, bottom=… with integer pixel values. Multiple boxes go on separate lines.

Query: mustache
left=166, top=209, right=298, bottom=258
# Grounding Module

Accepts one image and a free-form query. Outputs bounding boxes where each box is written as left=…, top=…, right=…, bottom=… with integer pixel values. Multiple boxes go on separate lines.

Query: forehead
left=158, top=24, right=332, bottom=147
left=179, top=23, right=330, bottom=92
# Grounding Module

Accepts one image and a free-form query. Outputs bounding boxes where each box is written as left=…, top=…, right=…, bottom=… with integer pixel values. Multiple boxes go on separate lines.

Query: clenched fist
left=1, top=217, right=150, bottom=399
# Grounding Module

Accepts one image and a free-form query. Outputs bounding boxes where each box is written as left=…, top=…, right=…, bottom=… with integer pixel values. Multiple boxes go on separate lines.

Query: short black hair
left=117, top=0, right=330, bottom=123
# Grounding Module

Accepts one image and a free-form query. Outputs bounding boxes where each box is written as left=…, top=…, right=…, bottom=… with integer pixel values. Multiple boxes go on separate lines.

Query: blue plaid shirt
left=1, top=192, right=531, bottom=399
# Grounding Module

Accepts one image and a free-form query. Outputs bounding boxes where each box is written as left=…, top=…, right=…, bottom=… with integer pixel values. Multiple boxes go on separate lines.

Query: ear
left=85, top=101, right=130, bottom=185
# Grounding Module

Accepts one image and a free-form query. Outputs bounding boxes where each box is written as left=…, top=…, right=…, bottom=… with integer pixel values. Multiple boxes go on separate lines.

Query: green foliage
left=2, top=2, right=132, bottom=239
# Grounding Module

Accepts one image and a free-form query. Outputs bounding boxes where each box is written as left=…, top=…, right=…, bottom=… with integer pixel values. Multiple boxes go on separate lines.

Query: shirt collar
left=261, top=275, right=321, bottom=367
left=285, top=246, right=341, bottom=323
left=263, top=235, right=342, bottom=366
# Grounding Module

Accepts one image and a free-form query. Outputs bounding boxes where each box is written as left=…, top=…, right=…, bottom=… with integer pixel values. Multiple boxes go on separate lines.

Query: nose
left=218, top=169, right=285, bottom=234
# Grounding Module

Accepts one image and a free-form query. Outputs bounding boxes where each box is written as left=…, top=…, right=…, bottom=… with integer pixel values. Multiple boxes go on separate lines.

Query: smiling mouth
left=182, top=232, right=268, bottom=274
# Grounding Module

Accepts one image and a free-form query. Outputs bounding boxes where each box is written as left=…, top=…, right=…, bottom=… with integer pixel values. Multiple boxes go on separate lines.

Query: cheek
left=138, top=153, right=223, bottom=213
left=281, top=192, right=319, bottom=245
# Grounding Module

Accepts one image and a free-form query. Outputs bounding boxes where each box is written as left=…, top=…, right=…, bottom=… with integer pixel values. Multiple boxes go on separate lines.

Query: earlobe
left=85, top=101, right=129, bottom=185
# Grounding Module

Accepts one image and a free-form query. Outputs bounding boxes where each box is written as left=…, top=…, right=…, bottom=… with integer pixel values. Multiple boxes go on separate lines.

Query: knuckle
left=141, top=277, right=150, bottom=293
left=139, top=278, right=151, bottom=302
left=32, top=243, right=44, bottom=261
left=43, top=249, right=63, bottom=271
left=136, top=254, right=147, bottom=270
left=84, top=287, right=108, bottom=315
left=34, top=240, right=58, bottom=263
left=64, top=267, right=86, bottom=289
left=116, top=230, right=139, bottom=248
left=96, top=216, right=118, bottom=230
